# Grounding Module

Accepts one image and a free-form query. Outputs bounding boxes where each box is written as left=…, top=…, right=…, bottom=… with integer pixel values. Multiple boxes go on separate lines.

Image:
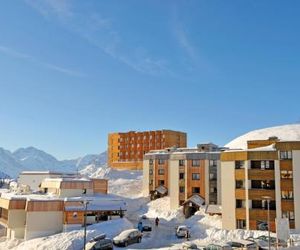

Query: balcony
left=281, top=179, right=293, bottom=189
left=249, top=209, right=276, bottom=221
left=235, top=189, right=246, bottom=199
left=236, top=208, right=246, bottom=219
left=235, top=169, right=245, bottom=180
left=248, top=169, right=274, bottom=180
left=281, top=200, right=294, bottom=211
left=248, top=189, right=275, bottom=200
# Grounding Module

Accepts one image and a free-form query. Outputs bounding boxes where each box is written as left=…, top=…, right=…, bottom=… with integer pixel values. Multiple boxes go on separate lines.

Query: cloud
left=0, top=45, right=85, bottom=77
left=24, top=1, right=171, bottom=76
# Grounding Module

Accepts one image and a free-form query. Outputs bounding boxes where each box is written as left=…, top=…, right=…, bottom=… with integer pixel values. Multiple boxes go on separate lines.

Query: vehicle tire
left=138, top=237, right=141, bottom=243
left=124, top=241, right=128, bottom=247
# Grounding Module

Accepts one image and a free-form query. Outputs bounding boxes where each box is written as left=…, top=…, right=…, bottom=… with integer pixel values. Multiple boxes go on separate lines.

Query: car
left=182, top=241, right=198, bottom=249
left=246, top=236, right=279, bottom=250
left=203, top=243, right=232, bottom=250
left=227, top=239, right=257, bottom=249
left=85, top=234, right=113, bottom=250
left=113, top=229, right=142, bottom=247
left=139, top=215, right=152, bottom=231
left=176, top=225, right=190, bottom=238
left=257, top=222, right=268, bottom=231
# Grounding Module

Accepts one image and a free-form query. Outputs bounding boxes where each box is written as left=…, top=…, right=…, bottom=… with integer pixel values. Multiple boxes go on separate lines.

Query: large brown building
left=221, top=138, right=300, bottom=232
left=108, top=130, right=187, bottom=170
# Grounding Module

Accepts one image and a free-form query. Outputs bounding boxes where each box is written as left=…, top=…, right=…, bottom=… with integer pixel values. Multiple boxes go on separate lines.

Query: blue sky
left=0, top=1, right=300, bottom=159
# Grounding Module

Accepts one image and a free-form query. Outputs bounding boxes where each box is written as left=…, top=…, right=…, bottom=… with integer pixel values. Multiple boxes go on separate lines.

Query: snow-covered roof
left=64, top=198, right=126, bottom=211
left=205, top=204, right=222, bottom=214
left=183, top=194, right=205, bottom=207
left=225, top=124, right=300, bottom=149
left=155, top=185, right=167, bottom=195
left=224, top=143, right=276, bottom=153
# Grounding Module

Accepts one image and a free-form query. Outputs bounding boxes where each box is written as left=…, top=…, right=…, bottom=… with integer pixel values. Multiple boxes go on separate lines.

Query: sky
left=0, top=1, right=300, bottom=160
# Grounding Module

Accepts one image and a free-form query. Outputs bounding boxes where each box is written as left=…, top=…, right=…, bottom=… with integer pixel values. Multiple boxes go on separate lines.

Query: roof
left=183, top=194, right=205, bottom=207
left=155, top=185, right=168, bottom=195
left=205, top=204, right=222, bottom=214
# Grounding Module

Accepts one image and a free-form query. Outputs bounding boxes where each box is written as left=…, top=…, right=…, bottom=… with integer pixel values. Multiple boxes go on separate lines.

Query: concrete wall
left=7, top=209, right=26, bottom=239
left=204, top=160, right=209, bottom=205
left=25, top=211, right=63, bottom=240
left=169, top=160, right=179, bottom=209
left=274, top=160, right=282, bottom=221
left=59, top=188, right=93, bottom=198
left=217, top=161, right=222, bottom=204
left=293, top=150, right=300, bottom=229
left=221, top=161, right=236, bottom=230
left=142, top=160, right=150, bottom=197
left=18, top=174, right=59, bottom=191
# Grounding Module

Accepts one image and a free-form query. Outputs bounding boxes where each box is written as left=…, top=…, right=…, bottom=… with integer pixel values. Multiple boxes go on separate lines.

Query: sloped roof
left=155, top=185, right=168, bottom=195
left=183, top=194, right=205, bottom=207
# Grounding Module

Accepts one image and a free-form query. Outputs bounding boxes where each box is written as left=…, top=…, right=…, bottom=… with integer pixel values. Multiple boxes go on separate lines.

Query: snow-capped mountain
left=225, top=124, right=300, bottom=149
left=0, top=147, right=107, bottom=178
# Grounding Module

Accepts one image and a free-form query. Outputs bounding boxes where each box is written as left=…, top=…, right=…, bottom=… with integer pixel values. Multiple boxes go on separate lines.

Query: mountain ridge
left=0, top=146, right=107, bottom=178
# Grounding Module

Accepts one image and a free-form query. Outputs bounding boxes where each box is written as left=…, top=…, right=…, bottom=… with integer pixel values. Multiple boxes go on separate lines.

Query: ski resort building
left=143, top=143, right=223, bottom=217
left=0, top=174, right=126, bottom=240
left=108, top=130, right=187, bottom=170
left=221, top=138, right=300, bottom=232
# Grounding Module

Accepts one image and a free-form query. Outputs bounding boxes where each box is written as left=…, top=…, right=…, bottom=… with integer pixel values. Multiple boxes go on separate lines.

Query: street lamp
left=80, top=200, right=90, bottom=250
left=262, top=196, right=272, bottom=250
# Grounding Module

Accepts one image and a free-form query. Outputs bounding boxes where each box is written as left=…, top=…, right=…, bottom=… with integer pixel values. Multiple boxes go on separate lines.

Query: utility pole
left=81, top=200, right=90, bottom=250
left=263, top=196, right=271, bottom=250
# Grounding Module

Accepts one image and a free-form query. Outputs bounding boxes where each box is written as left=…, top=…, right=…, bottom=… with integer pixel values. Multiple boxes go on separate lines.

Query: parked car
left=113, top=229, right=142, bottom=247
left=182, top=241, right=198, bottom=249
left=139, top=215, right=152, bottom=231
left=176, top=225, right=190, bottom=238
left=202, top=243, right=232, bottom=250
left=85, top=234, right=113, bottom=250
left=257, top=222, right=268, bottom=231
left=227, top=239, right=257, bottom=249
left=246, top=236, right=279, bottom=249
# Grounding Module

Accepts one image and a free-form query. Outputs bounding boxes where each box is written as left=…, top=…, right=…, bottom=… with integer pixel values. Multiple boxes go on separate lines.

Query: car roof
left=119, top=229, right=138, bottom=235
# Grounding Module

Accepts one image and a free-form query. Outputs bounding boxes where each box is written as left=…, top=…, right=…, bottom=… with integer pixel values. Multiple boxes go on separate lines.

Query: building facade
left=108, top=130, right=187, bottom=170
left=143, top=143, right=222, bottom=216
left=221, top=138, right=300, bottom=232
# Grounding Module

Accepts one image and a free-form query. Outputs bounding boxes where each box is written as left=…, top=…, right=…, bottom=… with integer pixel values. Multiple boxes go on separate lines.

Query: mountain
left=225, top=124, right=300, bottom=149
left=0, top=147, right=107, bottom=178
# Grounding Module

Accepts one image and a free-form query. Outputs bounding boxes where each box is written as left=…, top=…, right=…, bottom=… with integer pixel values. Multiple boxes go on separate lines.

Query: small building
left=0, top=173, right=125, bottom=240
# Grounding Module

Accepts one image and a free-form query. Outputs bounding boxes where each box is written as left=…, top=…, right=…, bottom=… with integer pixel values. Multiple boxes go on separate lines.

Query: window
left=179, top=186, right=185, bottom=193
left=281, top=191, right=294, bottom=200
left=210, top=173, right=217, bottom=180
left=149, top=169, right=153, bottom=175
left=149, top=159, right=153, bottom=165
left=192, top=160, right=200, bottom=167
left=149, top=180, right=153, bottom=185
left=192, top=187, right=200, bottom=193
left=82, top=189, right=87, bottom=194
left=179, top=160, right=185, bottom=166
left=192, top=173, right=200, bottom=180
left=179, top=173, right=185, bottom=180
left=281, top=170, right=293, bottom=179
left=158, top=169, right=165, bottom=175
left=282, top=211, right=295, bottom=220
left=280, top=151, right=292, bottom=160
left=235, top=161, right=245, bottom=169
left=158, top=159, right=165, bottom=165
left=179, top=200, right=185, bottom=206
left=210, top=160, right=218, bottom=166
left=236, top=180, right=244, bottom=189
left=159, top=180, right=165, bottom=185
left=236, top=220, right=246, bottom=229
left=236, top=199, right=245, bottom=208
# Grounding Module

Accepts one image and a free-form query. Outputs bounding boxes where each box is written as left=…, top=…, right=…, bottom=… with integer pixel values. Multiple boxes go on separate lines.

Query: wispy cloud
left=0, top=45, right=85, bottom=77
left=24, top=1, right=172, bottom=76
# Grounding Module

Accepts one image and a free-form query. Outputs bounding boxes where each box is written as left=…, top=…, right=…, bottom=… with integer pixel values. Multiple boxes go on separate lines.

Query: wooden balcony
left=280, top=160, right=293, bottom=171
left=236, top=208, right=246, bottom=219
left=248, top=169, right=274, bottom=180
left=235, top=169, right=245, bottom=180
left=248, top=189, right=275, bottom=200
left=281, top=200, right=294, bottom=211
left=249, top=209, right=276, bottom=221
left=235, top=189, right=246, bottom=199
left=281, top=179, right=293, bottom=190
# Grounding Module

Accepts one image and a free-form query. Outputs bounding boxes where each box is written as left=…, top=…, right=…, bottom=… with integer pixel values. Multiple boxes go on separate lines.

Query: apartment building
left=143, top=143, right=222, bottom=217
left=221, top=138, right=300, bottom=232
left=108, top=130, right=187, bottom=170
left=0, top=174, right=126, bottom=240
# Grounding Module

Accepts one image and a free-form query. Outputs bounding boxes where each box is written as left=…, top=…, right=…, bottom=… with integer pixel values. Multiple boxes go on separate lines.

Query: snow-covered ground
left=1, top=166, right=300, bottom=249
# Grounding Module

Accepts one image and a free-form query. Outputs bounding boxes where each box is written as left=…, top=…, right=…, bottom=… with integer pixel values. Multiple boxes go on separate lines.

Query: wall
left=169, top=160, right=179, bottom=209
left=293, top=150, right=300, bottom=229
left=221, top=161, right=236, bottom=230
left=25, top=211, right=63, bottom=240
left=18, top=173, right=60, bottom=191
left=142, top=159, right=150, bottom=196
left=7, top=210, right=26, bottom=239
left=59, top=188, right=93, bottom=198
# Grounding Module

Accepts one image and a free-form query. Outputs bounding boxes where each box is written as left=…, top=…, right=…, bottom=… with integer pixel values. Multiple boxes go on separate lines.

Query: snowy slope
left=225, top=124, right=300, bottom=149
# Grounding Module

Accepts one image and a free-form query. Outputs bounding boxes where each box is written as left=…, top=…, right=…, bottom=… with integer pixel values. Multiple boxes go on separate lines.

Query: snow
left=225, top=124, right=300, bottom=149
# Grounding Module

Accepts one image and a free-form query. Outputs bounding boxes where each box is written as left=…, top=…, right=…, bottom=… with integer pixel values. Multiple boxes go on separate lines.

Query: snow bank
left=0, top=218, right=133, bottom=250
left=225, top=124, right=300, bottom=149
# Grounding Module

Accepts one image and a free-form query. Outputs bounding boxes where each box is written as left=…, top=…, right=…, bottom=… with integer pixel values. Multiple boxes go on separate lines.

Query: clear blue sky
left=0, top=1, right=299, bottom=159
